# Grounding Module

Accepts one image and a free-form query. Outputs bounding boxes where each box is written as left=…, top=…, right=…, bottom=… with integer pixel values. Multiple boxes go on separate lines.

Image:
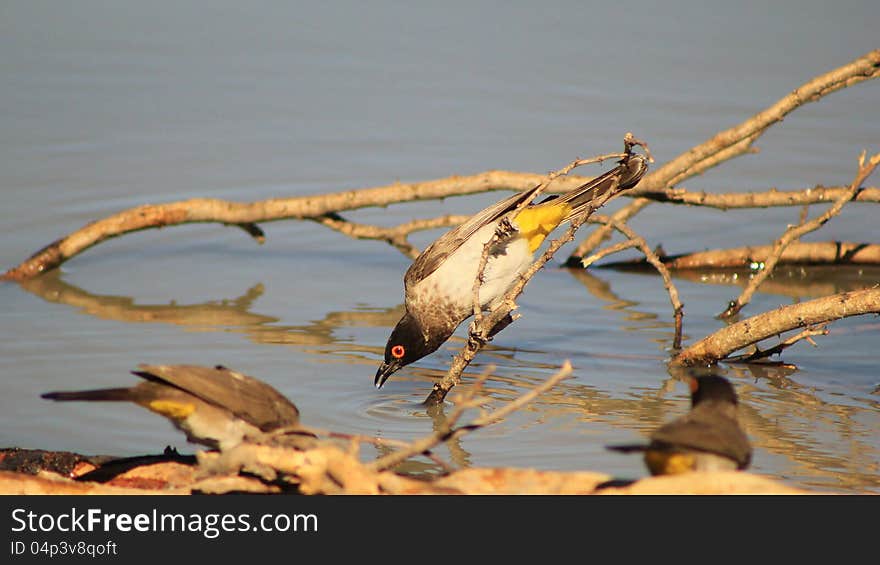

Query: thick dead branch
left=1, top=172, right=612, bottom=281
left=720, top=151, right=880, bottom=318
left=0, top=463, right=817, bottom=495
left=672, top=287, right=880, bottom=366
left=567, top=48, right=880, bottom=261
left=638, top=185, right=880, bottom=210
left=4, top=52, right=876, bottom=281
left=267, top=425, right=455, bottom=472
left=725, top=325, right=828, bottom=363
left=312, top=213, right=470, bottom=259
left=645, top=49, right=880, bottom=190
left=567, top=197, right=652, bottom=264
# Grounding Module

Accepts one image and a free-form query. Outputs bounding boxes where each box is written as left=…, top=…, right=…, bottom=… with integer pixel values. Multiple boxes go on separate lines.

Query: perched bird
left=42, top=364, right=304, bottom=451
left=375, top=152, right=649, bottom=388
left=607, top=375, right=752, bottom=475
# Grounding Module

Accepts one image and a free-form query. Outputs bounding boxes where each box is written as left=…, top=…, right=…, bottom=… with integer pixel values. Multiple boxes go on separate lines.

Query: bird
left=606, top=375, right=752, bottom=475
left=374, top=152, right=649, bottom=388
left=41, top=364, right=306, bottom=451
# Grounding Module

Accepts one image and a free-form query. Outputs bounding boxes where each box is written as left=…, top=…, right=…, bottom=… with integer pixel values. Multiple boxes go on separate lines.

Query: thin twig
left=312, top=213, right=470, bottom=259
left=369, top=361, right=571, bottom=472
left=266, top=425, right=456, bottom=473
left=580, top=239, right=641, bottom=267
left=673, top=287, right=880, bottom=366
left=720, top=151, right=880, bottom=318
left=5, top=50, right=877, bottom=281
left=582, top=215, right=685, bottom=350
left=566, top=197, right=652, bottom=264
left=726, top=325, right=829, bottom=363
left=645, top=49, right=880, bottom=191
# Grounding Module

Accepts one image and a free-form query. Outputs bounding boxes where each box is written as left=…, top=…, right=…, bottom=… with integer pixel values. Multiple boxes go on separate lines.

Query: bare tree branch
left=582, top=215, right=684, bottom=350
left=672, top=287, right=880, bottom=366
left=643, top=49, right=880, bottom=191
left=369, top=361, right=572, bottom=472
left=602, top=241, right=880, bottom=270
left=725, top=325, right=829, bottom=363
left=720, top=151, right=880, bottom=318
left=0, top=172, right=611, bottom=281
left=312, top=213, right=470, bottom=259
left=567, top=48, right=880, bottom=261
left=269, top=425, right=456, bottom=473
left=4, top=51, right=877, bottom=282
left=637, top=185, right=880, bottom=210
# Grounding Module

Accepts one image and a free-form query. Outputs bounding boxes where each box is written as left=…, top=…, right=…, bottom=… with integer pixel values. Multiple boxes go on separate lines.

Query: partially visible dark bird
left=607, top=375, right=752, bottom=475
left=42, top=364, right=304, bottom=451
left=375, top=152, right=649, bottom=388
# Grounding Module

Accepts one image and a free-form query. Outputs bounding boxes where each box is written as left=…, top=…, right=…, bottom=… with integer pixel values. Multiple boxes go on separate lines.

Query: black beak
left=374, top=361, right=400, bottom=389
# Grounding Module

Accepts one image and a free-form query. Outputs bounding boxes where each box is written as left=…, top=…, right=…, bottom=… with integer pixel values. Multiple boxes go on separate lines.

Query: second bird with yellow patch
left=375, top=152, right=649, bottom=388
left=42, top=364, right=305, bottom=451
left=606, top=375, right=753, bottom=475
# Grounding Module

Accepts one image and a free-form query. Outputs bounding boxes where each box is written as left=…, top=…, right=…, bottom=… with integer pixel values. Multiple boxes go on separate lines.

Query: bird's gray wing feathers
left=133, top=364, right=300, bottom=431
left=650, top=409, right=752, bottom=468
left=404, top=185, right=542, bottom=288
left=403, top=154, right=648, bottom=288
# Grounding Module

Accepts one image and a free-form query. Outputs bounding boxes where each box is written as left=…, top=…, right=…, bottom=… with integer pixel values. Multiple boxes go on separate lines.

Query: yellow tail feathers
left=513, top=201, right=571, bottom=252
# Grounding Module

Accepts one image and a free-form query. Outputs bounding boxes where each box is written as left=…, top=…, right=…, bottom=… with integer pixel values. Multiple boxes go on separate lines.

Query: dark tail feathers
left=41, top=388, right=134, bottom=402
left=554, top=153, right=649, bottom=221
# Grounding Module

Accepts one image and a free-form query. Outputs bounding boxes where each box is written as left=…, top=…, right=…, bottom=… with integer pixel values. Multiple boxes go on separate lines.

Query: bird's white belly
left=419, top=223, right=533, bottom=315
left=177, top=405, right=262, bottom=450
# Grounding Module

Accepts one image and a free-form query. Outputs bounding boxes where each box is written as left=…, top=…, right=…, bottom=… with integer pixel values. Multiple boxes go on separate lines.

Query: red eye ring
left=391, top=345, right=406, bottom=359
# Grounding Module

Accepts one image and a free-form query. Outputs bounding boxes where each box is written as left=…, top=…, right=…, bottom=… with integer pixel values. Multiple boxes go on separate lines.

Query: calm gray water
left=2, top=1, right=878, bottom=493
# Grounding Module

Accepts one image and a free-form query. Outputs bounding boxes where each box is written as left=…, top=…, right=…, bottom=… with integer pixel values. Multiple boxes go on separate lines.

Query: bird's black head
left=688, top=375, right=739, bottom=407
left=375, top=312, right=444, bottom=389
